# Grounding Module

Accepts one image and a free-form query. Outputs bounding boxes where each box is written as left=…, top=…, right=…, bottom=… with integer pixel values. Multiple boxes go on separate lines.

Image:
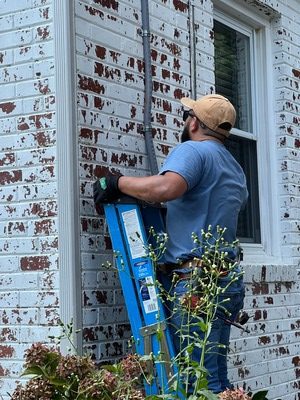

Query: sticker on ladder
left=139, top=276, right=159, bottom=314
left=121, top=209, right=147, bottom=259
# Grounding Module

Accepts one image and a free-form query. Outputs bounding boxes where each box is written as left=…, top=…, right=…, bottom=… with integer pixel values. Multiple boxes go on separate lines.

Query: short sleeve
left=159, top=142, right=204, bottom=190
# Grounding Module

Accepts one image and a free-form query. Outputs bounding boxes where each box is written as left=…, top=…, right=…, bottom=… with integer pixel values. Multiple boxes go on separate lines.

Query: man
left=94, top=94, right=248, bottom=393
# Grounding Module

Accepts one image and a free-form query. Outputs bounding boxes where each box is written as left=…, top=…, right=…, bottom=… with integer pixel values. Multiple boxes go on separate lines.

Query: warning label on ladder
left=122, top=209, right=147, bottom=259
left=139, top=276, right=159, bottom=314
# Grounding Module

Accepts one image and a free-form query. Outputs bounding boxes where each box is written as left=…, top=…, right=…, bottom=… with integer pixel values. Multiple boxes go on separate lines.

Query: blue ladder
left=103, top=200, right=183, bottom=397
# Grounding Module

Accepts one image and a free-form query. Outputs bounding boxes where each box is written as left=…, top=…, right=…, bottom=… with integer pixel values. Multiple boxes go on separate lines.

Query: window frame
left=213, top=1, right=282, bottom=263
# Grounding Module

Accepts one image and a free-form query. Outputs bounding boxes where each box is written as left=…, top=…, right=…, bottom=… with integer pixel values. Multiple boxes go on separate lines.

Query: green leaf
left=21, top=366, right=44, bottom=377
left=48, top=377, right=68, bottom=387
left=195, top=389, right=219, bottom=400
left=252, top=390, right=269, bottom=400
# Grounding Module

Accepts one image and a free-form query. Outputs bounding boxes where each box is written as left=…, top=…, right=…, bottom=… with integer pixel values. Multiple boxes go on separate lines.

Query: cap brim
left=180, top=97, right=196, bottom=108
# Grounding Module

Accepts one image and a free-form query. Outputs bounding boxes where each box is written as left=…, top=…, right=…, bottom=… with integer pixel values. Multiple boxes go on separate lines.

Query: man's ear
left=189, top=117, right=199, bottom=133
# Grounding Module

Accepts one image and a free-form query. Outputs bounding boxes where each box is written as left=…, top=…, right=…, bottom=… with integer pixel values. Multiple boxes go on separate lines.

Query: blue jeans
left=158, top=270, right=245, bottom=394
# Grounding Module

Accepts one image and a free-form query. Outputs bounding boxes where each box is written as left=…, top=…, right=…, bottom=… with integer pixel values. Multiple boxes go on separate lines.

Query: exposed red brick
left=95, top=45, right=106, bottom=59
left=0, top=102, right=16, bottom=114
left=93, top=0, right=119, bottom=11
left=78, top=74, right=105, bottom=94
left=292, top=69, right=300, bottom=78
left=252, top=282, right=269, bottom=295
left=35, top=81, right=50, bottom=94
left=17, top=120, right=30, bottom=130
left=7, top=222, right=26, bottom=234
left=29, top=113, right=52, bottom=128
left=85, top=5, right=104, bottom=18
left=20, top=256, right=50, bottom=271
left=174, top=88, right=185, bottom=99
left=80, top=128, right=93, bottom=140
left=34, top=131, right=56, bottom=147
left=0, top=345, right=14, bottom=358
left=0, top=153, right=15, bottom=167
left=173, top=0, right=188, bottom=12
left=0, top=170, right=22, bottom=185
left=258, top=336, right=271, bottom=345
left=109, top=50, right=120, bottom=62
left=34, top=219, right=54, bottom=235
left=162, top=68, right=170, bottom=79
left=94, top=291, right=108, bottom=304
left=0, top=328, right=17, bottom=342
left=94, top=96, right=104, bottom=109
left=0, top=365, right=8, bottom=377
left=37, top=26, right=50, bottom=39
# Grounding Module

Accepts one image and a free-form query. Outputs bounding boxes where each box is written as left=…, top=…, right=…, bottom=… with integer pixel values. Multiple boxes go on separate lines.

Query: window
left=213, top=17, right=261, bottom=243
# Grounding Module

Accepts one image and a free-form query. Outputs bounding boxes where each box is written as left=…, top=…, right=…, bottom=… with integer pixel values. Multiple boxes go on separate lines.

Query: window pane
left=214, top=18, right=260, bottom=243
left=225, top=135, right=261, bottom=243
left=214, top=20, right=252, bottom=132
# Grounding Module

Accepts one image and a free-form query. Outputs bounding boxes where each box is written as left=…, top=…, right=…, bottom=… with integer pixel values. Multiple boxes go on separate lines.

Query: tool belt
left=157, top=253, right=239, bottom=278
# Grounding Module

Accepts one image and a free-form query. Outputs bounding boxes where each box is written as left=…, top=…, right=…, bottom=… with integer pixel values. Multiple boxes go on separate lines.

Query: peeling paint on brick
left=0, top=170, right=22, bottom=185
left=0, top=102, right=16, bottom=114
left=78, top=74, right=105, bottom=94
left=93, top=0, right=119, bottom=11
left=0, top=345, right=14, bottom=358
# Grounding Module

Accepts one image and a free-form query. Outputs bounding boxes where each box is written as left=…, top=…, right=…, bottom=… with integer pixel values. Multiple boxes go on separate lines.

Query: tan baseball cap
left=180, top=94, right=236, bottom=138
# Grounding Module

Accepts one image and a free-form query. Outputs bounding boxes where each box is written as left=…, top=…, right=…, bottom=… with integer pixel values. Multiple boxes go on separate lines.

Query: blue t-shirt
left=159, top=140, right=248, bottom=264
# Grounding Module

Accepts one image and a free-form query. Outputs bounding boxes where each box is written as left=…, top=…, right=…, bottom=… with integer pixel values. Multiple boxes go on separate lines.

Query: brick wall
left=272, top=1, right=300, bottom=261
left=0, top=0, right=299, bottom=399
left=0, top=0, right=60, bottom=397
left=75, top=1, right=300, bottom=399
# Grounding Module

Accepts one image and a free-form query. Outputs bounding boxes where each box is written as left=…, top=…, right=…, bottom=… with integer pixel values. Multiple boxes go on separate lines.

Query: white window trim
left=214, top=1, right=285, bottom=264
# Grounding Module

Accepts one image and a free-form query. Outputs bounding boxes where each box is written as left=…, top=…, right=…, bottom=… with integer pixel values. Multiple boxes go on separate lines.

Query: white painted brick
left=18, top=182, right=57, bottom=201
left=0, top=15, right=13, bottom=32
left=0, top=361, right=23, bottom=377
left=19, top=290, right=59, bottom=308
left=32, top=0, right=52, bottom=6
left=38, top=270, right=59, bottom=291
left=0, top=64, right=33, bottom=84
left=14, top=5, right=53, bottom=28
left=0, top=48, right=13, bottom=66
left=22, top=97, right=44, bottom=114
left=82, top=308, right=98, bottom=325
left=19, top=325, right=61, bottom=343
left=0, top=237, right=39, bottom=254
left=14, top=41, right=54, bottom=63
left=81, top=253, right=114, bottom=269
left=0, top=0, right=31, bottom=13
left=16, top=77, right=55, bottom=98
left=21, top=165, right=56, bottom=183
left=0, top=291, right=19, bottom=307
left=0, top=273, right=38, bottom=290
left=33, top=59, right=55, bottom=77
left=39, top=307, right=60, bottom=325
left=16, top=146, right=55, bottom=167
left=0, top=115, right=15, bottom=133
left=0, top=28, right=32, bottom=50
left=0, top=308, right=38, bottom=325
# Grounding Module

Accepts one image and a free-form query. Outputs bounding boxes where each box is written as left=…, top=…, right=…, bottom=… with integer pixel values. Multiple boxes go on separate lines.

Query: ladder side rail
left=116, top=203, right=182, bottom=396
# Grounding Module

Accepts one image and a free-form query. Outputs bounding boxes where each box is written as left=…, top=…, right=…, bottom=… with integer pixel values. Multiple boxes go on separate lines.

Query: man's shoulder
left=176, top=140, right=220, bottom=151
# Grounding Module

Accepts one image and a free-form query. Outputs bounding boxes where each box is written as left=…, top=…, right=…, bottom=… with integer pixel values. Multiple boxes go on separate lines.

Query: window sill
left=241, top=243, right=294, bottom=265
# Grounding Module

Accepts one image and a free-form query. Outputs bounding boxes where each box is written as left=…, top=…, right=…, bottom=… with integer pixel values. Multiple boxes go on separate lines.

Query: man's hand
left=93, top=174, right=122, bottom=204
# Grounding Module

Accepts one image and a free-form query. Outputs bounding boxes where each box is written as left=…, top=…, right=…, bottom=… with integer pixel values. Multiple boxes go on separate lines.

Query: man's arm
left=118, top=172, right=188, bottom=203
